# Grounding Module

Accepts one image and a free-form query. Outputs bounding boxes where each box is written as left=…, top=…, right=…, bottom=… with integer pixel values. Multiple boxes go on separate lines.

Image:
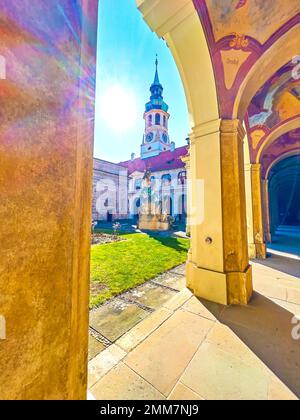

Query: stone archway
left=2, top=0, right=300, bottom=401
left=268, top=155, right=300, bottom=232
left=138, top=0, right=252, bottom=306
left=256, top=117, right=300, bottom=164
left=265, top=149, right=300, bottom=180
left=262, top=150, right=300, bottom=242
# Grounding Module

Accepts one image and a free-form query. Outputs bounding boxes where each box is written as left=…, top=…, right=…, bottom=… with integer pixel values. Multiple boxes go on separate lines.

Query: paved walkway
left=88, top=255, right=300, bottom=400
left=268, top=226, right=300, bottom=259
left=88, top=265, right=186, bottom=361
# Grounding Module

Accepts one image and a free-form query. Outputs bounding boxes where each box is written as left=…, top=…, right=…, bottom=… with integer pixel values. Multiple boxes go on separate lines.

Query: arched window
left=178, top=171, right=187, bottom=185
left=148, top=115, right=152, bottom=127
left=163, top=115, right=167, bottom=127
left=155, top=113, right=160, bottom=126
left=135, top=179, right=142, bottom=190
left=179, top=194, right=187, bottom=220
left=163, top=196, right=173, bottom=216
left=162, top=174, right=171, bottom=186
left=134, top=198, right=141, bottom=217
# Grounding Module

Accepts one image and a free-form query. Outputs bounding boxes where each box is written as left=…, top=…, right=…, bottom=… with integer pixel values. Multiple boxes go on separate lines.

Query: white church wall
left=127, top=168, right=187, bottom=219
left=92, top=159, right=129, bottom=222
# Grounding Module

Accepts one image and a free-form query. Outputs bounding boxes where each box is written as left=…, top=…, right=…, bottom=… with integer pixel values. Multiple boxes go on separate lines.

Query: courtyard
left=88, top=244, right=300, bottom=401
left=1, top=0, right=300, bottom=402
left=87, top=226, right=300, bottom=400
left=90, top=227, right=189, bottom=307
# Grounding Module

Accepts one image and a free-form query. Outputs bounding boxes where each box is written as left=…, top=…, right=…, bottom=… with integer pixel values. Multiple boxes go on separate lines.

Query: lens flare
left=99, top=84, right=138, bottom=133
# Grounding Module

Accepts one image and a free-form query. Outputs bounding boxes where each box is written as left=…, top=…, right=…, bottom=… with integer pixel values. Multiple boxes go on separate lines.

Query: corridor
left=268, top=226, right=300, bottom=259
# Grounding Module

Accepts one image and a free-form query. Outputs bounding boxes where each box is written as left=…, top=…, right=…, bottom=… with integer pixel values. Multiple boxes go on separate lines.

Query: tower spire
left=141, top=57, right=171, bottom=159
left=153, top=54, right=160, bottom=86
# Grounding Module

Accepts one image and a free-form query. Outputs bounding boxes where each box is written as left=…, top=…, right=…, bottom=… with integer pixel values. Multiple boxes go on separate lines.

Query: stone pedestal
left=138, top=214, right=170, bottom=231
left=245, top=164, right=267, bottom=259
left=251, top=164, right=267, bottom=259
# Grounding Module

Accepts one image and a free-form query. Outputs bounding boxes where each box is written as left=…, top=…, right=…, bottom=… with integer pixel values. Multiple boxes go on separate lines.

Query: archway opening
left=89, top=0, right=190, bottom=387
left=268, top=155, right=300, bottom=255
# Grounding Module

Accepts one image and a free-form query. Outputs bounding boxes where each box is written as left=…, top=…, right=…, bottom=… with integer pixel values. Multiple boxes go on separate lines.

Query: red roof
left=119, top=146, right=188, bottom=175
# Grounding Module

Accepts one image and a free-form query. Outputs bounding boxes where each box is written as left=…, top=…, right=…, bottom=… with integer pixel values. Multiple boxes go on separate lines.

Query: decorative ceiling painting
left=246, top=61, right=300, bottom=160
left=248, top=63, right=300, bottom=130
left=193, top=0, right=300, bottom=118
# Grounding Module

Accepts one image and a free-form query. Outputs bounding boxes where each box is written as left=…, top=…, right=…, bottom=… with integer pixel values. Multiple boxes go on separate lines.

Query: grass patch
left=90, top=233, right=189, bottom=308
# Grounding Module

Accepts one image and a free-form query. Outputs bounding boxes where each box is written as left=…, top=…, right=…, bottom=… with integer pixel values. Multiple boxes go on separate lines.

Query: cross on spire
left=153, top=54, right=160, bottom=86
left=145, top=56, right=168, bottom=113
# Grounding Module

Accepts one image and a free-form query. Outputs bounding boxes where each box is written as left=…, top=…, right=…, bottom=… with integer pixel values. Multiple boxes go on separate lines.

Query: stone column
left=0, top=0, right=98, bottom=400
left=246, top=164, right=267, bottom=259
left=186, top=119, right=252, bottom=305
left=245, top=164, right=256, bottom=259
left=262, top=179, right=272, bottom=243
left=181, top=153, right=191, bottom=237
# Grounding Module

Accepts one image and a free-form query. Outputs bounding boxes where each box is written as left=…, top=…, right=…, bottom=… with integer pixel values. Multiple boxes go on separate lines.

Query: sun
left=99, top=84, right=138, bottom=133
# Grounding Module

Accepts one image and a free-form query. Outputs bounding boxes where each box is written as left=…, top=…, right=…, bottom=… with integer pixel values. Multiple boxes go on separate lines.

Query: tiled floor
left=88, top=256, right=300, bottom=400
left=88, top=266, right=186, bottom=360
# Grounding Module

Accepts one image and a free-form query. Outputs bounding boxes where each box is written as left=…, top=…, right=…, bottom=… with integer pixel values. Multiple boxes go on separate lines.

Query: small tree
left=91, top=220, right=98, bottom=234
left=113, top=222, right=121, bottom=237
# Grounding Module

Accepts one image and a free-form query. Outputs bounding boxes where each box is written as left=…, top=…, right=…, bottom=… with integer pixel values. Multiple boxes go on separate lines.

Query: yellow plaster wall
left=0, top=1, right=98, bottom=400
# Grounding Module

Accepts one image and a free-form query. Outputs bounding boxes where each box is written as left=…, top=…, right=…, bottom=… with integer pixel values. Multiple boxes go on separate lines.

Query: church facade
left=92, top=60, right=189, bottom=223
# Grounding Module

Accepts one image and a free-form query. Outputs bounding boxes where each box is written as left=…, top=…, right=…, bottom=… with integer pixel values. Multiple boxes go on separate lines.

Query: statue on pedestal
left=138, top=169, right=171, bottom=231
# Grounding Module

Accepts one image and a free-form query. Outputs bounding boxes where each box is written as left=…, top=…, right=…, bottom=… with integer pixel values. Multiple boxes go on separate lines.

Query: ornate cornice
left=190, top=119, right=221, bottom=143
left=136, top=0, right=194, bottom=38
left=220, top=119, right=246, bottom=141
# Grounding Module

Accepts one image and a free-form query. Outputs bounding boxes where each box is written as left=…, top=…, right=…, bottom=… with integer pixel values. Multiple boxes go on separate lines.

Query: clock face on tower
left=162, top=133, right=169, bottom=144
left=146, top=132, right=154, bottom=143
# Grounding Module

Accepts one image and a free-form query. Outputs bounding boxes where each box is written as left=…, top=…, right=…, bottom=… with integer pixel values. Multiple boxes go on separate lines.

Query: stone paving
left=88, top=265, right=186, bottom=361
left=88, top=255, right=300, bottom=400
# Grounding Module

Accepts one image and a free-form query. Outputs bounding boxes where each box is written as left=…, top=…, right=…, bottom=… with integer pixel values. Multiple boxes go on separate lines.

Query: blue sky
left=94, top=0, right=190, bottom=163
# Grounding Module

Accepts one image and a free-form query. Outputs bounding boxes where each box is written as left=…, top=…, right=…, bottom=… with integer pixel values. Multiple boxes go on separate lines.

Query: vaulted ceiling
left=193, top=0, right=300, bottom=115
left=193, top=0, right=300, bottom=169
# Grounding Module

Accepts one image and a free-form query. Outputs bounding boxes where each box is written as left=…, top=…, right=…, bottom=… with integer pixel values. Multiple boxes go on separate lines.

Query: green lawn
left=90, top=233, right=189, bottom=308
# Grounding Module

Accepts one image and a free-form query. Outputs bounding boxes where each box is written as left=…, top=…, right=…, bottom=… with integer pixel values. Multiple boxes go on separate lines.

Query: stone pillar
left=186, top=119, right=252, bottom=306
left=246, top=164, right=267, bottom=259
left=262, top=179, right=272, bottom=243
left=181, top=153, right=191, bottom=237
left=0, top=0, right=98, bottom=400
left=245, top=164, right=256, bottom=259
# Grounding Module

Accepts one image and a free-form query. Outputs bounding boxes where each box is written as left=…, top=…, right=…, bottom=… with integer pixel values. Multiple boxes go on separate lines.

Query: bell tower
left=141, top=57, right=171, bottom=159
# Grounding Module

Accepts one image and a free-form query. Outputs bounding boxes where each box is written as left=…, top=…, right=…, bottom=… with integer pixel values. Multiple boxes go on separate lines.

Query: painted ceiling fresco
left=205, top=0, right=300, bottom=45
left=193, top=0, right=300, bottom=117
left=248, top=63, right=300, bottom=129
left=245, top=61, right=300, bottom=160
